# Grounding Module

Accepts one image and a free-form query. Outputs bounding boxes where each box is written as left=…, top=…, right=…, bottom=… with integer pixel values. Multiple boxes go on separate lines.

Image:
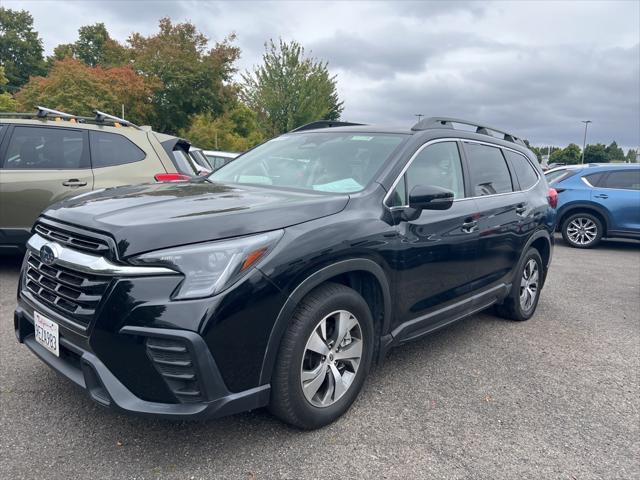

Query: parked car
left=203, top=150, right=240, bottom=171
left=546, top=163, right=640, bottom=248
left=14, top=117, right=556, bottom=429
left=0, top=107, right=199, bottom=253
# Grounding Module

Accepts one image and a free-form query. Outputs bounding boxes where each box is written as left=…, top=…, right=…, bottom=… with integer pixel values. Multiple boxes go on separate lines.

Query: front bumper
left=14, top=305, right=270, bottom=420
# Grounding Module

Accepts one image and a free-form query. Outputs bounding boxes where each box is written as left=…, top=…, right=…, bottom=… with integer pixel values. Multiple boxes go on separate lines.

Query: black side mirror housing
left=408, top=185, right=455, bottom=211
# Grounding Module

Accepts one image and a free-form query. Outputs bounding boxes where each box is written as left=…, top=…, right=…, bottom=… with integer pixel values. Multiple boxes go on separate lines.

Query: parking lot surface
left=1, top=238, right=638, bottom=479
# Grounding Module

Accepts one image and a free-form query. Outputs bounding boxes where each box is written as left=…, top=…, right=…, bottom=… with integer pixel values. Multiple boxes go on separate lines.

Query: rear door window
left=464, top=143, right=513, bottom=195
left=503, top=150, right=539, bottom=190
left=602, top=170, right=640, bottom=190
left=582, top=172, right=607, bottom=187
left=89, top=131, right=146, bottom=167
left=2, top=126, right=88, bottom=169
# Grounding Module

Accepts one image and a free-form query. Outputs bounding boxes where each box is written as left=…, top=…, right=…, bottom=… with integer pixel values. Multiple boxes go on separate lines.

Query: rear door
left=462, top=141, right=523, bottom=289
left=0, top=125, right=93, bottom=232
left=592, top=169, right=640, bottom=233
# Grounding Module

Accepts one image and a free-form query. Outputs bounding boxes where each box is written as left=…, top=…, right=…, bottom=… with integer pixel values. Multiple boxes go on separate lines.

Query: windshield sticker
left=312, top=178, right=363, bottom=193
left=351, top=136, right=373, bottom=141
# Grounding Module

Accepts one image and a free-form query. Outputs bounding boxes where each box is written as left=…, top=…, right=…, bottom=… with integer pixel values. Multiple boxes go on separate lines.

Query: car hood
left=42, top=181, right=349, bottom=258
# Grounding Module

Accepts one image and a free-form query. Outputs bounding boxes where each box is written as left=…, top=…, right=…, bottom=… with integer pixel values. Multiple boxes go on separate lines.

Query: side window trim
left=0, top=124, right=14, bottom=168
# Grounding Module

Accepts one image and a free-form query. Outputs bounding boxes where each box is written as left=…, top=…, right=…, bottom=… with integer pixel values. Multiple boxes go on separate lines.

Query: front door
left=0, top=125, right=93, bottom=239
left=388, top=141, right=481, bottom=334
left=592, top=169, right=640, bottom=233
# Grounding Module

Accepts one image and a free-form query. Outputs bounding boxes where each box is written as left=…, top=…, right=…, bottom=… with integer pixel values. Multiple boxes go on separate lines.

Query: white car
left=203, top=150, right=240, bottom=171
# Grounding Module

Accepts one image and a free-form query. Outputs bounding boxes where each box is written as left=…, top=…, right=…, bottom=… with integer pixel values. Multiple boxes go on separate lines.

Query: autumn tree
left=242, top=39, right=343, bottom=135
left=128, top=18, right=240, bottom=134
left=0, top=7, right=45, bottom=91
left=16, top=58, right=157, bottom=125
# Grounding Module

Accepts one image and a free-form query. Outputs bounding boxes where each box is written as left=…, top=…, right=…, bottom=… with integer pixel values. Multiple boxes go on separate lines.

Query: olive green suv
left=0, top=107, right=197, bottom=253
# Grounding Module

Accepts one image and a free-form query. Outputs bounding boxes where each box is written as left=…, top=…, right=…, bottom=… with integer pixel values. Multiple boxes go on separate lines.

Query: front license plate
left=34, top=311, right=59, bottom=357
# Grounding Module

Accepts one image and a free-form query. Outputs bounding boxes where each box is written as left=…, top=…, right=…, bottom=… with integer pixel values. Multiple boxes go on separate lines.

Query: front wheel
left=269, top=282, right=374, bottom=429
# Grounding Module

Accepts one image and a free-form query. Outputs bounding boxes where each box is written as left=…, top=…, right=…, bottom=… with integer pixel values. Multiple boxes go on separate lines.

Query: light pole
left=415, top=114, right=424, bottom=123
left=581, top=120, right=592, bottom=164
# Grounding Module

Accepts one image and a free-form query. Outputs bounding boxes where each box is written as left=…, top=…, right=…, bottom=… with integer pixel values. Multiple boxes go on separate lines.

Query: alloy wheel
left=566, top=217, right=598, bottom=245
left=300, top=310, right=363, bottom=408
left=520, top=259, right=539, bottom=312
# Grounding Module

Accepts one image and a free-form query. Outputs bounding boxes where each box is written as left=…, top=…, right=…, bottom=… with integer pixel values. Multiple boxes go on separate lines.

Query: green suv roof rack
left=412, top=117, right=527, bottom=147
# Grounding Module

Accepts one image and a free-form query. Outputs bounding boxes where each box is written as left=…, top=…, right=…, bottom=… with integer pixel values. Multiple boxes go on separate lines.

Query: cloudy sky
left=10, top=0, right=640, bottom=149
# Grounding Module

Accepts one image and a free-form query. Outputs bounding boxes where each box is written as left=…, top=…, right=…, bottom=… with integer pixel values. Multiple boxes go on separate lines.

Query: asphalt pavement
left=1, top=237, right=638, bottom=479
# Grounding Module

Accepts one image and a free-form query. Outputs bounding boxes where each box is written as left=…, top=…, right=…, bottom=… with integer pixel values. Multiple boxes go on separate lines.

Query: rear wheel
left=495, top=248, right=543, bottom=321
left=561, top=212, right=603, bottom=248
left=269, top=282, right=374, bottom=429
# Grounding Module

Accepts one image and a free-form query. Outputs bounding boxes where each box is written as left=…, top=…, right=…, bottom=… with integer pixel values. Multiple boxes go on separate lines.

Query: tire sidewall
left=562, top=213, right=603, bottom=248
left=285, top=287, right=374, bottom=428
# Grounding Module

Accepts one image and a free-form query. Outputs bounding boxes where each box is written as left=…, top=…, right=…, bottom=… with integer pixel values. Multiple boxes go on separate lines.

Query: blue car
left=546, top=164, right=640, bottom=248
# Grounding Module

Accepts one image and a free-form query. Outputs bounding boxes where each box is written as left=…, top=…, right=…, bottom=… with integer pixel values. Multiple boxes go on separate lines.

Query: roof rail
left=94, top=110, right=140, bottom=130
left=412, top=117, right=527, bottom=147
left=290, top=120, right=366, bottom=133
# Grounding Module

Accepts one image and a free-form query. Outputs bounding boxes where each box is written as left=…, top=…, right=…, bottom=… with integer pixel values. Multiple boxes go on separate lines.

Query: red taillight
left=547, top=188, right=558, bottom=209
left=154, top=173, right=191, bottom=182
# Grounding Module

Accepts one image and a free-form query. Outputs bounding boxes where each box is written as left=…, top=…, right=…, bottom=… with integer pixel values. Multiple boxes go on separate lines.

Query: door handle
left=62, top=179, right=87, bottom=187
left=461, top=218, right=478, bottom=233
left=594, top=194, right=608, bottom=199
left=515, top=203, right=527, bottom=215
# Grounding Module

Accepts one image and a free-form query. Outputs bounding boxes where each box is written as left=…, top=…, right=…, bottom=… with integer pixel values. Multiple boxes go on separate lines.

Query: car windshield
left=209, top=132, right=406, bottom=193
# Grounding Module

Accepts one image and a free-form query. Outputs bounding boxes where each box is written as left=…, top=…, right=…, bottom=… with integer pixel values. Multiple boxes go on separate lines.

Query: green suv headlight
left=132, top=230, right=283, bottom=299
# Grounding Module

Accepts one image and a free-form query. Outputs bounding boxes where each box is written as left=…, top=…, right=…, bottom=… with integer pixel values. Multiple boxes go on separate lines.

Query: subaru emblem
left=40, top=244, right=59, bottom=266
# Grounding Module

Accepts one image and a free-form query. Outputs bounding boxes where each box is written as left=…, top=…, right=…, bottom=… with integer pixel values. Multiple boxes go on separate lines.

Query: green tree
left=74, top=23, right=128, bottom=67
left=242, top=39, right=344, bottom=135
left=0, top=7, right=45, bottom=91
left=0, top=66, right=18, bottom=111
left=605, top=141, right=625, bottom=163
left=180, top=103, right=264, bottom=151
left=128, top=18, right=240, bottom=134
left=626, top=149, right=638, bottom=163
left=583, top=143, right=608, bottom=163
left=549, top=143, right=582, bottom=165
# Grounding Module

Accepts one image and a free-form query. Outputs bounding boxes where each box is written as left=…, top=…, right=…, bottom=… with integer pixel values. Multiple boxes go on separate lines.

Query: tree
left=0, top=66, right=18, bottom=111
left=583, top=143, right=608, bottom=163
left=549, top=143, right=582, bottom=165
left=605, top=141, right=625, bottom=163
left=626, top=149, right=638, bottom=163
left=242, top=39, right=344, bottom=135
left=74, top=23, right=128, bottom=67
left=180, top=103, right=264, bottom=151
left=128, top=18, right=240, bottom=134
left=0, top=7, right=45, bottom=92
left=15, top=58, right=157, bottom=125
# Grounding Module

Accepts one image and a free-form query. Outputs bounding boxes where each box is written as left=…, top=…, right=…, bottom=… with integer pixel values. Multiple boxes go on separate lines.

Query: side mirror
left=408, top=185, right=454, bottom=211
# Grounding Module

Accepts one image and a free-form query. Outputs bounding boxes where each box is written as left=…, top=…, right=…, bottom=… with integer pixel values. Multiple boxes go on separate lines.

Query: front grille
left=24, top=252, right=111, bottom=329
left=146, top=338, right=205, bottom=403
left=34, top=222, right=109, bottom=254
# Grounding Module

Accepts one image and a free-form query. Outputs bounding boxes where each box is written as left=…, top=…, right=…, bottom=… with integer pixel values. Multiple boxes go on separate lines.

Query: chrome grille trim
left=26, top=234, right=176, bottom=277
left=34, top=223, right=109, bottom=254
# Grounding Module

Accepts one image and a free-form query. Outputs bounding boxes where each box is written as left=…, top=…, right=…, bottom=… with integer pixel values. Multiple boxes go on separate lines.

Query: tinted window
left=465, top=143, right=513, bottom=195
left=582, top=172, right=606, bottom=187
left=172, top=148, right=198, bottom=175
left=603, top=170, right=640, bottom=190
left=408, top=142, right=465, bottom=198
left=90, top=131, right=145, bottom=167
left=3, top=126, right=87, bottom=169
left=504, top=150, right=538, bottom=189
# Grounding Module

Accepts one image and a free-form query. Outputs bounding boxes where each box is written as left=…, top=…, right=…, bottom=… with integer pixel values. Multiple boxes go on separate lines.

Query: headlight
left=132, top=230, right=283, bottom=299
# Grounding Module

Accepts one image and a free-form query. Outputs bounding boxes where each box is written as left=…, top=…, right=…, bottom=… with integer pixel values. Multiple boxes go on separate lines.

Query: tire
left=269, top=282, right=374, bottom=429
left=495, top=248, right=543, bottom=321
left=561, top=212, right=603, bottom=248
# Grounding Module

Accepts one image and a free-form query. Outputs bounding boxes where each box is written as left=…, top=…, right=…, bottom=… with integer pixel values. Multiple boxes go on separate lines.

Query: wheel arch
left=258, top=258, right=392, bottom=385
left=520, top=228, right=553, bottom=287
left=558, top=202, right=610, bottom=236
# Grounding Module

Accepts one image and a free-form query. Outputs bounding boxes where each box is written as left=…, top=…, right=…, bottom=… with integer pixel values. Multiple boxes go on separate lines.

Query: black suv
left=14, top=118, right=556, bottom=429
